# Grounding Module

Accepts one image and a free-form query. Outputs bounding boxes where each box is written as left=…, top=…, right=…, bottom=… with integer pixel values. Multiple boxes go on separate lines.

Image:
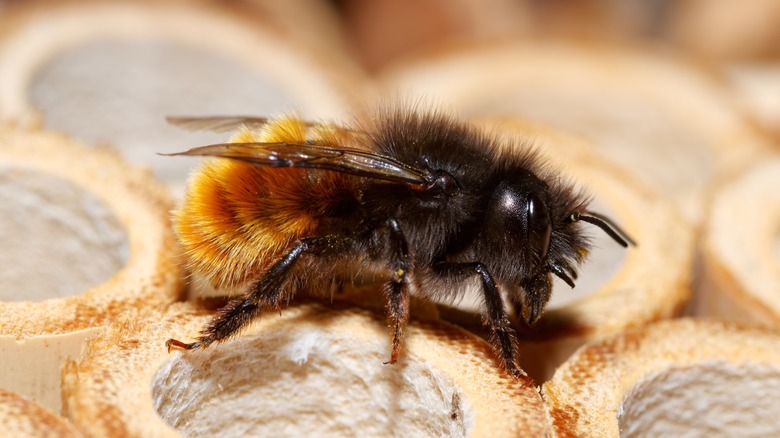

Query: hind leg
left=166, top=235, right=352, bottom=351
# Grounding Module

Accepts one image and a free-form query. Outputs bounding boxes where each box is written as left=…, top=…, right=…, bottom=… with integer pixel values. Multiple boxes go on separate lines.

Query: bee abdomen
left=174, top=118, right=358, bottom=289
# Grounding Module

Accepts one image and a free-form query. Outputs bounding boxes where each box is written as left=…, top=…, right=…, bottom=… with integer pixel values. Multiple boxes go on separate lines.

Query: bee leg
left=432, top=262, right=525, bottom=379
left=516, top=271, right=553, bottom=326
left=382, top=218, right=411, bottom=365
left=166, top=235, right=352, bottom=351
left=165, top=338, right=202, bottom=352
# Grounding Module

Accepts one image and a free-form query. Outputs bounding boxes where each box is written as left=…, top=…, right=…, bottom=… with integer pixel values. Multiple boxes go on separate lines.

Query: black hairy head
left=368, top=110, right=590, bottom=266
left=360, top=108, right=605, bottom=324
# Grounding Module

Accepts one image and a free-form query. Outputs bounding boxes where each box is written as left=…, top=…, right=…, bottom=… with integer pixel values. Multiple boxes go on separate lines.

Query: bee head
left=484, top=178, right=634, bottom=325
left=484, top=179, right=552, bottom=272
left=482, top=179, right=555, bottom=324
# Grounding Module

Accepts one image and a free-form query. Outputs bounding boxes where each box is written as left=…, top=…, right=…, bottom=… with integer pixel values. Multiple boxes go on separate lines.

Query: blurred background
left=0, top=0, right=777, bottom=187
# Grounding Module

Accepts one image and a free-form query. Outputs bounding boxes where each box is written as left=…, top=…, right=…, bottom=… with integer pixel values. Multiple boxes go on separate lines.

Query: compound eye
left=527, top=192, right=552, bottom=260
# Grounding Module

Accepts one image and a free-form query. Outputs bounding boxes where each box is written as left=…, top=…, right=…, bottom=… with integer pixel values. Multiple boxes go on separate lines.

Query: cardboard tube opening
left=0, top=127, right=183, bottom=414
left=619, top=362, right=780, bottom=437
left=477, top=90, right=715, bottom=213
left=544, top=320, right=780, bottom=437
left=0, top=167, right=127, bottom=301
left=0, top=1, right=366, bottom=190
left=698, top=158, right=780, bottom=323
left=63, top=303, right=545, bottom=437
left=152, top=329, right=472, bottom=437
left=29, top=39, right=298, bottom=186
left=381, top=43, right=772, bottom=226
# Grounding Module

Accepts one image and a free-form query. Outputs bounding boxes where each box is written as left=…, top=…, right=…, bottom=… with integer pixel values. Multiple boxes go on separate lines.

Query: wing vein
left=162, top=142, right=433, bottom=188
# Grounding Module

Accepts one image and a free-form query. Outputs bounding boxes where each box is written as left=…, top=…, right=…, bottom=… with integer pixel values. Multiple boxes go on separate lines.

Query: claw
left=507, top=363, right=525, bottom=379
left=383, top=343, right=400, bottom=365
left=165, top=338, right=201, bottom=352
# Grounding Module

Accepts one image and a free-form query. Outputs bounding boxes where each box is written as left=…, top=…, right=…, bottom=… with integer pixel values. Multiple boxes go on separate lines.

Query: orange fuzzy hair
left=174, top=116, right=358, bottom=290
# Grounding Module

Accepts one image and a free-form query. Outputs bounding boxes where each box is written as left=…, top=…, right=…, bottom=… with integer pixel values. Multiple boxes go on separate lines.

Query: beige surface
left=698, top=157, right=780, bottom=323
left=380, top=42, right=772, bottom=225
left=544, top=319, right=780, bottom=437
left=0, top=127, right=183, bottom=413
left=0, top=0, right=367, bottom=188
left=725, top=63, right=780, bottom=141
left=0, top=389, right=81, bottom=438
left=63, top=301, right=549, bottom=437
left=667, top=0, right=780, bottom=60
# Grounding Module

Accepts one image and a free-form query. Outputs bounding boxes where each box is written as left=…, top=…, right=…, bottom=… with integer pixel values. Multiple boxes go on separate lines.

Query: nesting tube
left=0, top=0, right=365, bottom=188
left=697, top=157, right=780, bottom=323
left=543, top=319, right=780, bottom=436
left=0, top=127, right=183, bottom=413
left=380, top=41, right=772, bottom=224
left=62, top=301, right=549, bottom=437
left=0, top=389, right=81, bottom=438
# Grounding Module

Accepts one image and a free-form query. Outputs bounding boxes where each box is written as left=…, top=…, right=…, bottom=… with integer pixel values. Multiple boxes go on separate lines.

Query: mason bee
left=164, top=108, right=633, bottom=378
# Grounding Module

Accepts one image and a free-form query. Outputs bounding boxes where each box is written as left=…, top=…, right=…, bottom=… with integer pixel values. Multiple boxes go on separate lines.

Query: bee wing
left=163, top=142, right=432, bottom=188
left=166, top=116, right=364, bottom=135
left=166, top=116, right=275, bottom=132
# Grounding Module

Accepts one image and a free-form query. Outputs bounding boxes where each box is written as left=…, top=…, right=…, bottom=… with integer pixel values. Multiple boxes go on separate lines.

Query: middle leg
left=382, top=218, right=412, bottom=365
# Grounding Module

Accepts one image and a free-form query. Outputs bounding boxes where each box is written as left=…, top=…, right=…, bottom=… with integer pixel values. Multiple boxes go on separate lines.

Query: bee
left=164, top=108, right=633, bottom=378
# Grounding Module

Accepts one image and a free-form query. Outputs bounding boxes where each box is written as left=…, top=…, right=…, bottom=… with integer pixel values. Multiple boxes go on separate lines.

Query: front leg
left=432, top=262, right=525, bottom=378
left=383, top=218, right=412, bottom=365
left=166, top=235, right=352, bottom=352
left=513, top=271, right=553, bottom=326
left=512, top=264, right=561, bottom=326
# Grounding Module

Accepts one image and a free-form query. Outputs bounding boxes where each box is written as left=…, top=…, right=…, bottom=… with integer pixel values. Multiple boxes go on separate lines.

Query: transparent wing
left=166, top=116, right=363, bottom=135
left=166, top=116, right=275, bottom=132
left=162, top=142, right=432, bottom=188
